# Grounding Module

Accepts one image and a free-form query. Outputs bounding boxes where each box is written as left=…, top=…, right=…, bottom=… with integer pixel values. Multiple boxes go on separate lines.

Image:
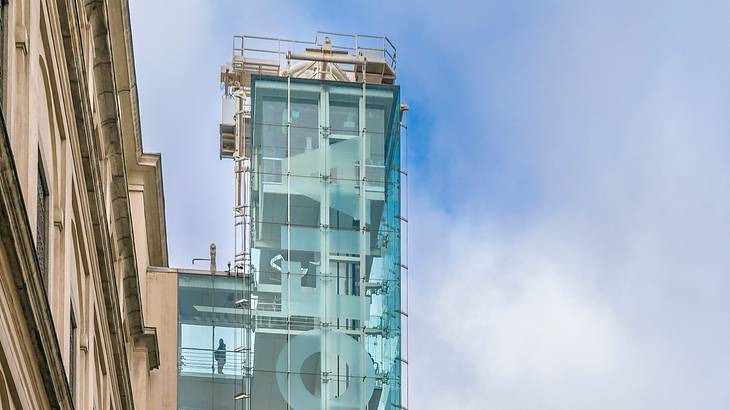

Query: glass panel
left=329, top=94, right=360, bottom=138
left=328, top=134, right=360, bottom=182
left=251, top=174, right=323, bottom=228
left=178, top=273, right=248, bottom=410
left=329, top=177, right=359, bottom=231
left=258, top=97, right=287, bottom=160
left=290, top=93, right=321, bottom=177
left=289, top=175, right=323, bottom=228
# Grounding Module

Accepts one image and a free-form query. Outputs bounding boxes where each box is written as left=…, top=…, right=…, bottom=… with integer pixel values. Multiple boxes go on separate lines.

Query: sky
left=129, top=1, right=730, bottom=408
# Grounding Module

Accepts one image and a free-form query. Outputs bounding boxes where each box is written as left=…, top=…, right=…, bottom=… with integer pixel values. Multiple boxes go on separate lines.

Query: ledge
left=134, top=326, right=160, bottom=370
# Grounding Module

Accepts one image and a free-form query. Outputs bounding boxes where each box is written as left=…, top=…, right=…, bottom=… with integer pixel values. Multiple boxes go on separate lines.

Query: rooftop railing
left=232, top=31, right=396, bottom=74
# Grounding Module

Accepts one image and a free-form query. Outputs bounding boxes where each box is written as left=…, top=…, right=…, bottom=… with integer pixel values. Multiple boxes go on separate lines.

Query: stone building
left=0, top=0, right=169, bottom=408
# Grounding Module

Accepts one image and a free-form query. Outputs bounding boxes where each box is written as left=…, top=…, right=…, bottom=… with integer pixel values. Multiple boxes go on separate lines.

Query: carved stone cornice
left=84, top=0, right=160, bottom=372
left=52, top=0, right=136, bottom=408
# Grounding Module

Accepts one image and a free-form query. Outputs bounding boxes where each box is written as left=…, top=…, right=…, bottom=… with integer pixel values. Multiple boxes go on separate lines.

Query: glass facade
left=248, top=76, right=402, bottom=409
left=178, top=273, right=248, bottom=410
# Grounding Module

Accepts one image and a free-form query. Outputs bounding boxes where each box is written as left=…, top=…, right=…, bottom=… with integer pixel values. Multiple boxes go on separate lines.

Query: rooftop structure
left=219, top=32, right=399, bottom=160
left=221, top=32, right=396, bottom=88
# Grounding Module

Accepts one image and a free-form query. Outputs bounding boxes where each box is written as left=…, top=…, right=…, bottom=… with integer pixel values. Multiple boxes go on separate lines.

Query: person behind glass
left=214, top=338, right=226, bottom=374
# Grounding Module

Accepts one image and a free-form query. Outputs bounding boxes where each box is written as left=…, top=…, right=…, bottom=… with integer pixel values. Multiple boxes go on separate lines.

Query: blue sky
left=129, top=1, right=730, bottom=408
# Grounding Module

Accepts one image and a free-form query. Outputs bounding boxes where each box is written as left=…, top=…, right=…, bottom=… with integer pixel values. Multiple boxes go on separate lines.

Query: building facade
left=0, top=0, right=169, bottom=409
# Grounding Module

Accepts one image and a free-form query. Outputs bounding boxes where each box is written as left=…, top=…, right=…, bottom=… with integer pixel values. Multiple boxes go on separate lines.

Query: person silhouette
left=214, top=338, right=226, bottom=374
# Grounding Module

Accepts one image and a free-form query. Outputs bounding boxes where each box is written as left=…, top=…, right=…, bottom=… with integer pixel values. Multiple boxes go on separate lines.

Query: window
left=69, top=310, right=77, bottom=403
left=36, top=156, right=49, bottom=284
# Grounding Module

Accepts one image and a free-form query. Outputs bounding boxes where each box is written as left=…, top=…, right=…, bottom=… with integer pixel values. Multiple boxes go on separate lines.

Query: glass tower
left=181, top=32, right=407, bottom=410
left=247, top=75, right=402, bottom=409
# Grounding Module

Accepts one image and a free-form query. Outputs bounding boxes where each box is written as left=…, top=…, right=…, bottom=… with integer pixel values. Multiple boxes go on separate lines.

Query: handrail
left=235, top=34, right=316, bottom=46
left=231, top=31, right=397, bottom=75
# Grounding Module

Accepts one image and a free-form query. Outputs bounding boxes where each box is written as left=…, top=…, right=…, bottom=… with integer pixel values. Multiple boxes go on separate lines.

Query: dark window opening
left=70, top=310, right=77, bottom=403
left=36, top=157, right=49, bottom=283
left=36, top=156, right=49, bottom=284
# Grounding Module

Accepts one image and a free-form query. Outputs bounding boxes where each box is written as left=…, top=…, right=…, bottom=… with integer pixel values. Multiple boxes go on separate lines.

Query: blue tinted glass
left=247, top=76, right=402, bottom=409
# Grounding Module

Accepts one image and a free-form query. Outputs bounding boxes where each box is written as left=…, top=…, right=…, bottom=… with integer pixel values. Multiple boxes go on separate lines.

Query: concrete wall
left=146, top=267, right=179, bottom=409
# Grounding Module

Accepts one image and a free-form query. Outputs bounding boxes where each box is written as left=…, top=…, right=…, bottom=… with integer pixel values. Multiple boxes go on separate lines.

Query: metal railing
left=232, top=31, right=396, bottom=74
left=179, top=347, right=249, bottom=376
left=315, top=31, right=396, bottom=70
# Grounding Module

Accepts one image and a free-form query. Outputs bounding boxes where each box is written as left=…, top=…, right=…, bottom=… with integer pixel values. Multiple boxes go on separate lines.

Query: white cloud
left=408, top=203, right=632, bottom=409
left=405, top=2, right=730, bottom=406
